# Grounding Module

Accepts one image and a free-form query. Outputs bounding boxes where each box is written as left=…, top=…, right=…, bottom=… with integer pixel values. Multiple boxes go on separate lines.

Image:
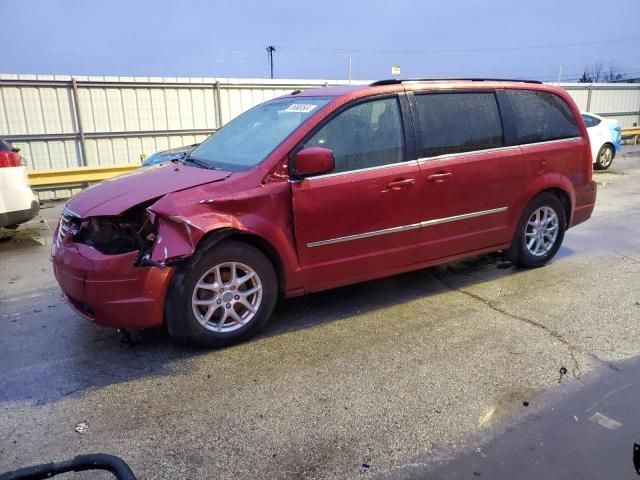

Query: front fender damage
left=146, top=196, right=239, bottom=264
left=144, top=181, right=293, bottom=272
left=150, top=215, right=205, bottom=263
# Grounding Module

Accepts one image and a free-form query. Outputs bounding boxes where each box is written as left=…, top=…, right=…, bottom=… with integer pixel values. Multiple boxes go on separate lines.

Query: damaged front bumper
left=52, top=211, right=174, bottom=328
left=50, top=196, right=217, bottom=329
left=52, top=236, right=174, bottom=330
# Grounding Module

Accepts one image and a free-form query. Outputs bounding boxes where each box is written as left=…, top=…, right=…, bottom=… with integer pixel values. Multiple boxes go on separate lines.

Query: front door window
left=304, top=97, right=405, bottom=173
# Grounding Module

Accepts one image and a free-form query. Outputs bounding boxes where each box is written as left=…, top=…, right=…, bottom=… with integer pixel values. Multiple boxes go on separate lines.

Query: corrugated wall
left=1, top=75, right=639, bottom=173
left=0, top=74, right=365, bottom=177
left=562, top=83, right=640, bottom=128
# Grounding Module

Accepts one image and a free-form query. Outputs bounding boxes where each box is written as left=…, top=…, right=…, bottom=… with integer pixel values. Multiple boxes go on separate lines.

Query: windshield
left=187, top=96, right=332, bottom=171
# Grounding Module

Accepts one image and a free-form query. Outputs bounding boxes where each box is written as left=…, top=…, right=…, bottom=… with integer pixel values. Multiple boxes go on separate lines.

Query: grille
left=55, top=209, right=80, bottom=249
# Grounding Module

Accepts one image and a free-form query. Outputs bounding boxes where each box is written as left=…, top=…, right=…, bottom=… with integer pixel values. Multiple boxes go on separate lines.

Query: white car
left=581, top=112, right=620, bottom=170
left=0, top=139, right=39, bottom=228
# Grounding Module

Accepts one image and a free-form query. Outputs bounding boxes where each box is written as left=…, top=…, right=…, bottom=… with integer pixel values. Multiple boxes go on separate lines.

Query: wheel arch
left=511, top=175, right=576, bottom=232
left=194, top=228, right=286, bottom=295
left=540, top=187, right=572, bottom=227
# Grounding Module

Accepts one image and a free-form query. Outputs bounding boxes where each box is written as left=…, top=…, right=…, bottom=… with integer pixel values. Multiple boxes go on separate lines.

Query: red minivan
left=52, top=79, right=597, bottom=347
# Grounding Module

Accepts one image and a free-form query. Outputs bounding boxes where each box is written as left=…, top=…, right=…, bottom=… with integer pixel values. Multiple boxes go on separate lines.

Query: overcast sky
left=2, top=0, right=640, bottom=81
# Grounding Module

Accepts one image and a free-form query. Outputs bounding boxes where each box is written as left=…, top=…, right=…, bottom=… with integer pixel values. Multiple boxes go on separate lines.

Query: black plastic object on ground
left=0, top=453, right=137, bottom=480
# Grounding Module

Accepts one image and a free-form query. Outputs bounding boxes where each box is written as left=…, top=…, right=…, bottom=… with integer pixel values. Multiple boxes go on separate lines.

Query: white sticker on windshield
left=285, top=103, right=318, bottom=113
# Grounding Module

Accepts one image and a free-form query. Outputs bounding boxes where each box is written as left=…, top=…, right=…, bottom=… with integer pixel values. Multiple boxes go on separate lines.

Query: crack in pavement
left=613, top=250, right=640, bottom=264
left=430, top=272, right=582, bottom=379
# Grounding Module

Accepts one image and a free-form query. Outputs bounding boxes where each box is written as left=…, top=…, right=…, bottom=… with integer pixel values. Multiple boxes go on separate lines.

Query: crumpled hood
left=66, top=163, right=231, bottom=217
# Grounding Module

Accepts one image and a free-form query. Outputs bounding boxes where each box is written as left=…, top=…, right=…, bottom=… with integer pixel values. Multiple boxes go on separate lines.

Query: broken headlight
left=73, top=204, right=156, bottom=256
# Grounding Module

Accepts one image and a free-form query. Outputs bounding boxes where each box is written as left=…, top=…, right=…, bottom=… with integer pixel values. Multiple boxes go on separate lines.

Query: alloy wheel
left=191, top=262, right=263, bottom=333
left=524, top=206, right=559, bottom=257
left=598, top=147, right=613, bottom=168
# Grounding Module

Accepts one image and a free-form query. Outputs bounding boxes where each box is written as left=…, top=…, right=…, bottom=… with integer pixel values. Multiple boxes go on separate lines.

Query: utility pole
left=557, top=65, right=563, bottom=84
left=348, top=55, right=352, bottom=85
left=266, top=45, right=276, bottom=79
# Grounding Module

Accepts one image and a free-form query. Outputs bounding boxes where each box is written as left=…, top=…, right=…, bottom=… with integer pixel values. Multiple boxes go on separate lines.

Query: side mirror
left=293, top=147, right=335, bottom=178
left=11, top=147, right=20, bottom=153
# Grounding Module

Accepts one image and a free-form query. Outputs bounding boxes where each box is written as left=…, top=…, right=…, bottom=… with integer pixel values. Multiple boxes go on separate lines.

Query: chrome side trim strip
left=306, top=206, right=508, bottom=247
left=419, top=206, right=507, bottom=227
left=307, top=222, right=422, bottom=248
left=518, top=136, right=582, bottom=147
left=416, top=145, right=520, bottom=164
left=305, top=160, right=419, bottom=181
left=416, top=137, right=581, bottom=164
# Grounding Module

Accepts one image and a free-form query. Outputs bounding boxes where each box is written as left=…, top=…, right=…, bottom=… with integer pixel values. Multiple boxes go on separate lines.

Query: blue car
left=141, top=144, right=199, bottom=167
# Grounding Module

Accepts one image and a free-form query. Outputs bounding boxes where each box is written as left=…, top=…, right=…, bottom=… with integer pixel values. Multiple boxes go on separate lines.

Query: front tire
left=166, top=241, right=278, bottom=347
left=594, top=144, right=614, bottom=170
left=507, top=193, right=566, bottom=268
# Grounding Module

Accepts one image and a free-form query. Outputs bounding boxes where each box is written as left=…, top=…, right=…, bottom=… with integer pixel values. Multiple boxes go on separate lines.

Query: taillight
left=0, top=151, right=22, bottom=168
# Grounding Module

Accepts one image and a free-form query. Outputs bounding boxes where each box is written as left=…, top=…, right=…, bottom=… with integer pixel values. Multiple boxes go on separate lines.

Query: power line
left=527, top=68, right=640, bottom=82
left=278, top=37, right=640, bottom=54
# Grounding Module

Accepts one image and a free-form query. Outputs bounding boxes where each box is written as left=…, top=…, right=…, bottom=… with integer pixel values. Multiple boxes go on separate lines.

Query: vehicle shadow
left=0, top=249, right=567, bottom=407
left=266, top=253, right=508, bottom=337
left=265, top=244, right=575, bottom=338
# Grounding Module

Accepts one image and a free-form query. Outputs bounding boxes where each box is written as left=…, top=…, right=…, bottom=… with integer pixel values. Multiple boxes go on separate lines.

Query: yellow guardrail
left=621, top=127, right=640, bottom=145
left=28, top=164, right=139, bottom=187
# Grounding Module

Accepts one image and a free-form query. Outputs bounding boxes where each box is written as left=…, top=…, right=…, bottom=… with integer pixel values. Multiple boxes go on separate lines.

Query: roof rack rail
left=370, top=78, right=543, bottom=86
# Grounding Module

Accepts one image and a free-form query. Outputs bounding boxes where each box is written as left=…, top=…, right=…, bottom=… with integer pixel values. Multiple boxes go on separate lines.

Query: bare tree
left=591, top=62, right=605, bottom=82
left=604, top=64, right=624, bottom=82
left=579, top=62, right=624, bottom=83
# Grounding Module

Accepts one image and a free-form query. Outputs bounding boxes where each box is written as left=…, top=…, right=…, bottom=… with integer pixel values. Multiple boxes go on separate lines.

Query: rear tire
left=166, top=241, right=278, bottom=348
left=507, top=193, right=566, bottom=268
left=594, top=144, right=614, bottom=170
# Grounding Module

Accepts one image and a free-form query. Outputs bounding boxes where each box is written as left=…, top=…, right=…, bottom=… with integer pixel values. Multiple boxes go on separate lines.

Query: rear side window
left=413, top=92, right=504, bottom=158
left=304, top=97, right=404, bottom=173
left=506, top=90, right=580, bottom=144
left=581, top=114, right=601, bottom=128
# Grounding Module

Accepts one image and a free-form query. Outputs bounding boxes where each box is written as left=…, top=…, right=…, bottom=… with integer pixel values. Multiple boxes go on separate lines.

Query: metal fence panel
left=2, top=75, right=638, bottom=174
left=12, top=139, right=81, bottom=170
left=563, top=83, right=640, bottom=127
left=563, top=88, right=589, bottom=111
left=590, top=88, right=640, bottom=115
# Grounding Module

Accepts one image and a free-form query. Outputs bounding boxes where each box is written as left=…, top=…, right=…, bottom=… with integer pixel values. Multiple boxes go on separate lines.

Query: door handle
left=427, top=172, right=452, bottom=183
left=387, top=178, right=415, bottom=190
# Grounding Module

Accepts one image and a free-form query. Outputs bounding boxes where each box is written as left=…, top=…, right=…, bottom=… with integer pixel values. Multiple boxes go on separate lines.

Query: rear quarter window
left=506, top=90, right=580, bottom=144
left=581, top=114, right=601, bottom=128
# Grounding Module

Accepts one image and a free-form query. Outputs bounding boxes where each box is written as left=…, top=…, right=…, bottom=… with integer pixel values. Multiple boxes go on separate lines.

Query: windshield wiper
left=170, top=152, right=189, bottom=164
left=183, top=156, right=218, bottom=170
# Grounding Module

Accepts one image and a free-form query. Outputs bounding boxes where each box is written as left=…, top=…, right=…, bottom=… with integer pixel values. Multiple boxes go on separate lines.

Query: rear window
left=581, top=114, right=601, bottom=128
left=413, top=92, right=504, bottom=158
left=506, top=90, right=580, bottom=144
left=0, top=139, right=11, bottom=151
